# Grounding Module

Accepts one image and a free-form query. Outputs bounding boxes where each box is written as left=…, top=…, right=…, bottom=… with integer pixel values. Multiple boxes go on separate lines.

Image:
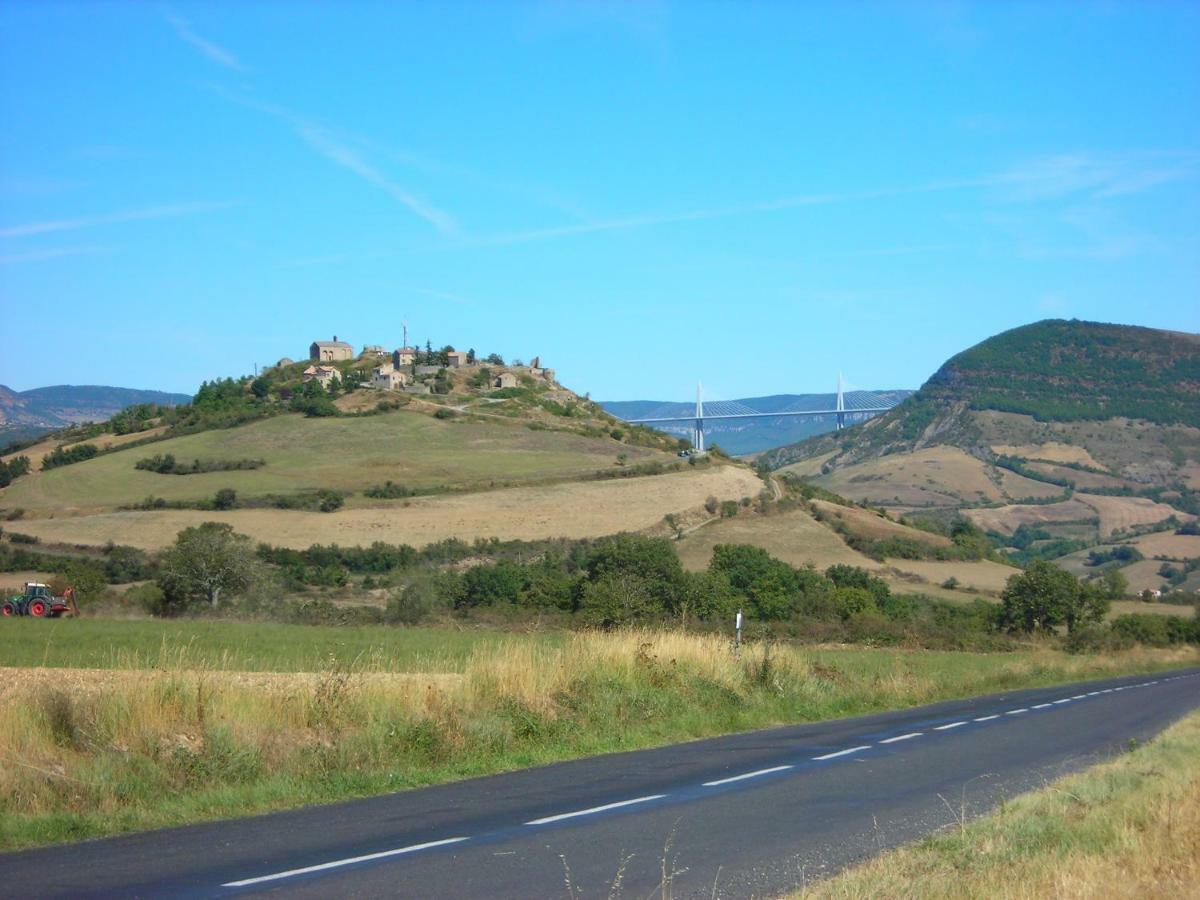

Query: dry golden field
left=882, top=559, right=1018, bottom=594
left=12, top=466, right=763, bottom=551
left=809, top=499, right=953, bottom=547
left=1117, top=560, right=1175, bottom=594
left=1026, top=460, right=1132, bottom=490
left=1076, top=493, right=1188, bottom=537
left=989, top=441, right=1103, bottom=466
left=775, top=450, right=838, bottom=479
left=815, top=447, right=1005, bottom=507
left=964, top=497, right=1098, bottom=535
left=996, top=468, right=1065, bottom=500
left=674, top=506, right=882, bottom=573
left=1129, top=532, right=1200, bottom=560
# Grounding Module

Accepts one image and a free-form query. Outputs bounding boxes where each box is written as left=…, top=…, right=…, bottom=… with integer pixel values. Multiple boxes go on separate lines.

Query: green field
left=3, top=411, right=666, bottom=512
left=0, top=618, right=550, bottom=672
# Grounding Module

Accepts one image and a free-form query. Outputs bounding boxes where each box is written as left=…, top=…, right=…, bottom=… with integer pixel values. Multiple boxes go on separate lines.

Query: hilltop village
left=278, top=335, right=556, bottom=396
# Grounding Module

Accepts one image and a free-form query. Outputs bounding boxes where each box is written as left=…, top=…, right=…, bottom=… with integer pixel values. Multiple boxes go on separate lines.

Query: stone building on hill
left=302, top=365, right=341, bottom=388
left=393, top=347, right=418, bottom=367
left=371, top=364, right=409, bottom=391
left=494, top=372, right=518, bottom=389
left=310, top=336, right=354, bottom=361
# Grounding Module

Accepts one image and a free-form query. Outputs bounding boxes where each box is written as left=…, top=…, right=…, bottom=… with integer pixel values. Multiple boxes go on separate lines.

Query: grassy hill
left=764, top=320, right=1200, bottom=470
left=0, top=360, right=771, bottom=552
left=759, top=320, right=1200, bottom=588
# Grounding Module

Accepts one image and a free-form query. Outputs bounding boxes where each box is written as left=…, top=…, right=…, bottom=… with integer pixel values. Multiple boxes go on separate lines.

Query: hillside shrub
left=136, top=454, right=265, bottom=475
left=41, top=443, right=98, bottom=470
left=0, top=456, right=31, bottom=488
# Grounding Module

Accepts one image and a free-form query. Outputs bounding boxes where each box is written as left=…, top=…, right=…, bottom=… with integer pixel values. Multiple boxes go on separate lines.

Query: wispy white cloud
left=0, top=245, right=111, bottom=266
left=988, top=153, right=1195, bottom=203
left=167, top=13, right=245, bottom=72
left=0, top=201, right=236, bottom=238
left=292, top=121, right=460, bottom=236
left=213, top=90, right=459, bottom=236
left=454, top=152, right=1195, bottom=249
left=448, top=180, right=989, bottom=249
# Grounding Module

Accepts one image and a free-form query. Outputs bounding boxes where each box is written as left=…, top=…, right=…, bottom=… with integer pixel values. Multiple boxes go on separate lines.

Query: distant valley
left=0, top=384, right=191, bottom=446
left=601, top=390, right=913, bottom=455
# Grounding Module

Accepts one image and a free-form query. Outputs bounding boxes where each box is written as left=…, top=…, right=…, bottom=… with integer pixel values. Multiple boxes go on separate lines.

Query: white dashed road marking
left=813, top=745, right=871, bottom=761
left=879, top=732, right=922, bottom=744
left=221, top=837, right=470, bottom=887
left=703, top=765, right=794, bottom=787
left=934, top=721, right=967, bottom=731
left=525, top=795, right=666, bottom=826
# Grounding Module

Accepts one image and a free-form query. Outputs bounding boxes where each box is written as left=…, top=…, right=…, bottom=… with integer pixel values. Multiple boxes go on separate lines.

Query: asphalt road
left=3, top=667, right=1198, bottom=899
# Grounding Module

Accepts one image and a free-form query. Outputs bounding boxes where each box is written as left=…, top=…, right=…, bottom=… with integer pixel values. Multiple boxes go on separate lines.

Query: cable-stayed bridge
left=613, top=376, right=905, bottom=453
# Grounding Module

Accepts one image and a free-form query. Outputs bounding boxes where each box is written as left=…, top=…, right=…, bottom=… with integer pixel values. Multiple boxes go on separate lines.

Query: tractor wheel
left=1, top=602, right=15, bottom=618
left=29, top=600, right=48, bottom=618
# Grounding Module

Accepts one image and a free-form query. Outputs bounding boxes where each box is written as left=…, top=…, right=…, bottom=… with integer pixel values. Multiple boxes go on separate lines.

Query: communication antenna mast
left=402, top=320, right=409, bottom=349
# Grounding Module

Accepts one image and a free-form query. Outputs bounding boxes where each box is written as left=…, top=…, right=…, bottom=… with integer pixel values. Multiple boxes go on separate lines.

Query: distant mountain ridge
left=0, top=384, right=191, bottom=445
left=601, top=390, right=913, bottom=456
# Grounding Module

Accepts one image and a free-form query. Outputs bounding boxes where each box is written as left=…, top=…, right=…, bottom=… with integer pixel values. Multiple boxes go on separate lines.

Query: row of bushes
left=41, top=443, right=98, bottom=470
left=126, top=488, right=345, bottom=513
left=135, top=454, right=265, bottom=475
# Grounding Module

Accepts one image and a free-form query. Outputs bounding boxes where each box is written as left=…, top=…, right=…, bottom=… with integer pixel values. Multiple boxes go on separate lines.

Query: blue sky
left=2, top=1, right=1197, bottom=402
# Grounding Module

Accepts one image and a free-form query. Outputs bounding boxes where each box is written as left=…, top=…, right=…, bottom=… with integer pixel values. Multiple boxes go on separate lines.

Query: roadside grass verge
left=796, top=707, right=1200, bottom=899
left=0, top=628, right=1195, bottom=851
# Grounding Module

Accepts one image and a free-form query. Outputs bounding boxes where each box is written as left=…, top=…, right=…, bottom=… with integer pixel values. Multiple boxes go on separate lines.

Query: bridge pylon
left=835, top=373, right=845, bottom=430
left=694, top=381, right=705, bottom=452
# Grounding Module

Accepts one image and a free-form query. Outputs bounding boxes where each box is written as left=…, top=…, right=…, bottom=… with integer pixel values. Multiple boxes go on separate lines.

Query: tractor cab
left=24, top=583, right=53, bottom=601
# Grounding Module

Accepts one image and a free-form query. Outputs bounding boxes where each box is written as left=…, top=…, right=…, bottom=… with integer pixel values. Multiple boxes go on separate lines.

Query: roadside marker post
left=735, top=609, right=743, bottom=657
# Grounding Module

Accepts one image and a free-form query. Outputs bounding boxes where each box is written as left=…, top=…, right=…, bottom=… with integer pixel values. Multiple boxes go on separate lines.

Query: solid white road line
left=879, top=732, right=922, bottom=744
left=703, top=765, right=794, bottom=787
left=525, top=794, right=666, bottom=826
left=813, top=745, right=871, bottom=761
left=221, top=837, right=470, bottom=887
left=974, top=715, right=1001, bottom=722
left=934, top=721, right=967, bottom=731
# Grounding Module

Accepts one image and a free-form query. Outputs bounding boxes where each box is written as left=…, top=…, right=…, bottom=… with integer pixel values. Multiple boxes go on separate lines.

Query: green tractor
left=1, top=582, right=77, bottom=618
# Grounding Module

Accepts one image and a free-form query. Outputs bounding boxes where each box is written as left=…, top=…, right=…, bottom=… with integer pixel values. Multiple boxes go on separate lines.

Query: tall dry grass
left=1, top=630, right=1195, bottom=850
